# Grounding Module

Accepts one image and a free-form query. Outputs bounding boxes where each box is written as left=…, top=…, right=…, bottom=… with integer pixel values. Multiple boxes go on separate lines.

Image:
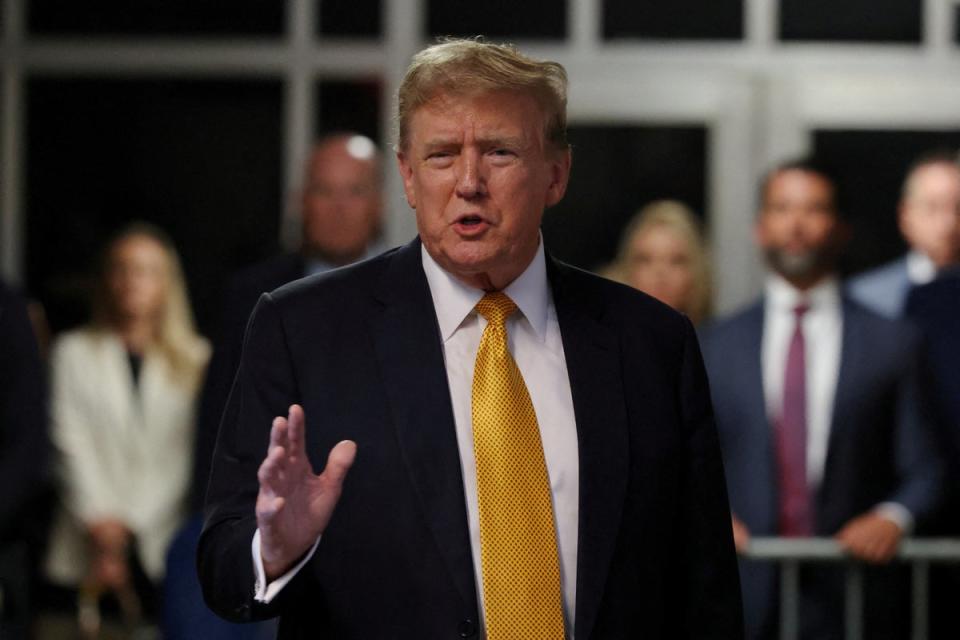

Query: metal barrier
left=743, top=538, right=960, bottom=640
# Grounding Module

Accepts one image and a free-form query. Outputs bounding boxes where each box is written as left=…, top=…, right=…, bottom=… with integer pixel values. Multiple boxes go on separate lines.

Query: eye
left=425, top=151, right=454, bottom=167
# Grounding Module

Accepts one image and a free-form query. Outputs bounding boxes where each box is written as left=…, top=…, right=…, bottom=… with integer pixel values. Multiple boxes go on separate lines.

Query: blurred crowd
left=1, top=131, right=959, bottom=639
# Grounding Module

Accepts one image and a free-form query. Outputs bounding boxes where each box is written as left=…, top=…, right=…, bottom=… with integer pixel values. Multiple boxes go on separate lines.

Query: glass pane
left=812, top=130, right=960, bottom=276
left=427, top=0, right=566, bottom=40
left=603, top=0, right=743, bottom=41
left=779, top=0, right=921, bottom=43
left=316, top=78, right=383, bottom=144
left=542, top=124, right=708, bottom=272
left=28, top=0, right=284, bottom=37
left=26, top=78, right=284, bottom=336
left=319, top=0, right=382, bottom=38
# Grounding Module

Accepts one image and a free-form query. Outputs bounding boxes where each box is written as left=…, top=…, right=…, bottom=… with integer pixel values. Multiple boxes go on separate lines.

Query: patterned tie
left=471, top=292, right=565, bottom=640
left=778, top=303, right=812, bottom=536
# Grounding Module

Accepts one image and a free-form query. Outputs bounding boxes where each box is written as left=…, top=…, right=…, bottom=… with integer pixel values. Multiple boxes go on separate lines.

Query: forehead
left=766, top=169, right=834, bottom=200
left=408, top=90, right=546, bottom=143
left=907, top=162, right=960, bottom=193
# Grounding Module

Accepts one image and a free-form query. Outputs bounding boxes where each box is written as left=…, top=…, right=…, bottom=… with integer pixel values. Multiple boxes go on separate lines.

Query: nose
left=455, top=150, right=486, bottom=199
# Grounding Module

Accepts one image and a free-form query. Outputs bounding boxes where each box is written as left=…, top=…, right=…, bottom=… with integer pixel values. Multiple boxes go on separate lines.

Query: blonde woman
left=42, top=224, right=209, bottom=627
left=608, top=200, right=712, bottom=324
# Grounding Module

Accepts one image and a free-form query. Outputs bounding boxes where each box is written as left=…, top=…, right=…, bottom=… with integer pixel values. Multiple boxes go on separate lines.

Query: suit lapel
left=820, top=299, right=861, bottom=505
left=548, top=259, right=629, bottom=640
left=369, top=239, right=478, bottom=613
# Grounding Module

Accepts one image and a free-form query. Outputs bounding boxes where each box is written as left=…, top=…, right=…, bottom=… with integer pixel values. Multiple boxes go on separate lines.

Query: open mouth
left=457, top=214, right=485, bottom=226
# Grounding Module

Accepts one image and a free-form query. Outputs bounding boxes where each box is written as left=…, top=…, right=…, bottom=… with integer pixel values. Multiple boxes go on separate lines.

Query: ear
left=544, top=147, right=572, bottom=208
left=396, top=150, right=417, bottom=209
left=896, top=200, right=910, bottom=238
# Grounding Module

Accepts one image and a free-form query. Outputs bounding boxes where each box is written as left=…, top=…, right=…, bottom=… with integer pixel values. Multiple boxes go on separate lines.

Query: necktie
left=471, top=292, right=565, bottom=640
left=778, top=303, right=812, bottom=536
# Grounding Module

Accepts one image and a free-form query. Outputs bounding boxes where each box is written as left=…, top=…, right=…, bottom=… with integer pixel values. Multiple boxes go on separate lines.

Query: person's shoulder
left=229, top=253, right=305, bottom=294
left=50, top=326, right=108, bottom=362
left=699, top=300, right=764, bottom=344
left=842, top=295, right=921, bottom=350
left=267, top=244, right=403, bottom=310
left=550, top=257, right=688, bottom=331
left=846, top=256, right=908, bottom=292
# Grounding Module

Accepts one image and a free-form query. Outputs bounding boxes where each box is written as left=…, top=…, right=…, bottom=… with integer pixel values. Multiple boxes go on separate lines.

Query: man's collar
left=765, top=271, right=840, bottom=311
left=906, top=250, right=937, bottom=285
left=420, top=238, right=549, bottom=343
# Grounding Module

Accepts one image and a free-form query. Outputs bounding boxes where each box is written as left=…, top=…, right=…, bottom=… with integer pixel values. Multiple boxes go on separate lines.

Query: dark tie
left=778, top=303, right=812, bottom=536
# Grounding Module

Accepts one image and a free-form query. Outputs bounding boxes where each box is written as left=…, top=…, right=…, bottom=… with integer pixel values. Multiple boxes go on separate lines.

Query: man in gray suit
left=847, top=150, right=960, bottom=317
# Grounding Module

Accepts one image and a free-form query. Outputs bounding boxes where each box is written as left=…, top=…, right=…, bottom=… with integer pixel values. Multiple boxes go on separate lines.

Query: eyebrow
left=421, top=135, right=528, bottom=151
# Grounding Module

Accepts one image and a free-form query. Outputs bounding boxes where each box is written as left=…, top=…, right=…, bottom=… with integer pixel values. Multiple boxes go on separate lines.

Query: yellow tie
left=472, top=292, right=565, bottom=640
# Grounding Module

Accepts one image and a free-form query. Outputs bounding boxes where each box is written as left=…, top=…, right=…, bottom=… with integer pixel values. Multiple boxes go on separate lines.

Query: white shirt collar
left=765, top=271, right=841, bottom=313
left=906, top=250, right=937, bottom=285
left=421, top=237, right=550, bottom=344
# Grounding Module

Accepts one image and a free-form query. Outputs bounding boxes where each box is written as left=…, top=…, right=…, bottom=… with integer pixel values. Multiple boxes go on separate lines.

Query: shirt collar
left=765, top=271, right=841, bottom=313
left=421, top=236, right=550, bottom=343
left=906, top=250, right=937, bottom=285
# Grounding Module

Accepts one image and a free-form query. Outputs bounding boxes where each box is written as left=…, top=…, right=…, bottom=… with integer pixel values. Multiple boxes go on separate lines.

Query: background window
left=28, top=0, right=284, bottom=37
left=427, top=0, right=566, bottom=40
left=812, top=129, right=960, bottom=276
left=318, top=0, right=382, bottom=38
left=26, top=77, right=284, bottom=336
left=779, top=0, right=922, bottom=44
left=542, top=124, right=707, bottom=273
left=315, top=78, right=383, bottom=143
left=603, top=0, right=743, bottom=41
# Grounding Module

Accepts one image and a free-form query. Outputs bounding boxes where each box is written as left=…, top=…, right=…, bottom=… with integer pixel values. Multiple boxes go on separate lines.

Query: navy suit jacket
left=700, top=297, right=943, bottom=639
left=906, top=272, right=960, bottom=531
left=198, top=238, right=743, bottom=639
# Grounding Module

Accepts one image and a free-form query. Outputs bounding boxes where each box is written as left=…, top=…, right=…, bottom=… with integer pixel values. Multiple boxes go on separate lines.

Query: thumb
left=322, top=440, right=357, bottom=487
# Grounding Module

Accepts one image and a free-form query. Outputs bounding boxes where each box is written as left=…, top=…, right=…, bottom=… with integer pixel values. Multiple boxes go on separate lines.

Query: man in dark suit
left=199, top=39, right=743, bottom=639
left=192, top=132, right=384, bottom=508
left=847, top=151, right=960, bottom=318
left=701, top=159, right=944, bottom=640
left=0, top=280, right=50, bottom=639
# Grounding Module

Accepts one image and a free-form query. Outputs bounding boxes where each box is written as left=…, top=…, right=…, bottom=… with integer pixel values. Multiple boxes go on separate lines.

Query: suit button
left=458, top=618, right=477, bottom=637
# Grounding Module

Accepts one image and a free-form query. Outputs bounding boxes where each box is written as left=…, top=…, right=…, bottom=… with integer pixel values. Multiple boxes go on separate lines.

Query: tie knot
left=793, top=303, right=809, bottom=318
left=476, top=292, right=518, bottom=327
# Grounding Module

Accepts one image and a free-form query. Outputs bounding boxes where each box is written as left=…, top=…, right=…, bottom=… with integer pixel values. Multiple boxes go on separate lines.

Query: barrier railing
left=743, top=538, right=960, bottom=640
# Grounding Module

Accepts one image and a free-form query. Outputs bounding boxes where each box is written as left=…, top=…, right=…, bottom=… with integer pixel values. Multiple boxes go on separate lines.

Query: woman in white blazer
left=42, top=224, right=209, bottom=625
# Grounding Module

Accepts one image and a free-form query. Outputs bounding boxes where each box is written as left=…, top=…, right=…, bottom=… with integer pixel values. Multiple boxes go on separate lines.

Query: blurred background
left=3, top=0, right=960, bottom=333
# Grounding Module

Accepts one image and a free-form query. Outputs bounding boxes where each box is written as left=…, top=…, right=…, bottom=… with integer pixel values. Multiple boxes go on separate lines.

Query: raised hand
left=256, top=404, right=357, bottom=580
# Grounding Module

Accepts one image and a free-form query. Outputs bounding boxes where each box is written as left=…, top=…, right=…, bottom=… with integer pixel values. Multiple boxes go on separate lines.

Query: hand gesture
left=256, top=404, right=357, bottom=580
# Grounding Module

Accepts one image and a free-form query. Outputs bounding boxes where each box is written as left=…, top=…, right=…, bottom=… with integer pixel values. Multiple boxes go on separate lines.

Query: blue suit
left=701, top=297, right=943, bottom=640
left=846, top=256, right=911, bottom=318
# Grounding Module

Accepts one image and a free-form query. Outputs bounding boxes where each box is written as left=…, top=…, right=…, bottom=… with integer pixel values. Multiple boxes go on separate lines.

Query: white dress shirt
left=761, top=273, right=912, bottom=531
left=761, top=274, right=842, bottom=490
left=254, top=239, right=581, bottom=635
left=906, top=250, right=937, bottom=286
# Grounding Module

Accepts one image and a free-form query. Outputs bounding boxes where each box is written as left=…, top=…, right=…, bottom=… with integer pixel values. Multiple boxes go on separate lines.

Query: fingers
left=836, top=515, right=902, bottom=564
left=322, top=440, right=358, bottom=488
left=286, top=404, right=306, bottom=459
left=731, top=514, right=751, bottom=553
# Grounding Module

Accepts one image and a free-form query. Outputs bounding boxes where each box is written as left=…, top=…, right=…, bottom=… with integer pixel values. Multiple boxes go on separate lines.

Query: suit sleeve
left=885, top=329, right=945, bottom=529
left=197, top=292, right=306, bottom=622
left=676, top=317, right=745, bottom=638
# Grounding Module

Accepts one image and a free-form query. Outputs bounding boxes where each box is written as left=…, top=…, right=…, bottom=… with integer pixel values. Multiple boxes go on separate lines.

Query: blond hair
left=396, top=37, right=568, bottom=153
left=92, top=223, right=209, bottom=389
left=611, top=200, right=713, bottom=324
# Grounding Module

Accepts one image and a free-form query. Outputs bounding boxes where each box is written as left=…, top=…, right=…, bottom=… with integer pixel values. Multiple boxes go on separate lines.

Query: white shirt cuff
left=251, top=529, right=321, bottom=603
left=874, top=502, right=914, bottom=536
